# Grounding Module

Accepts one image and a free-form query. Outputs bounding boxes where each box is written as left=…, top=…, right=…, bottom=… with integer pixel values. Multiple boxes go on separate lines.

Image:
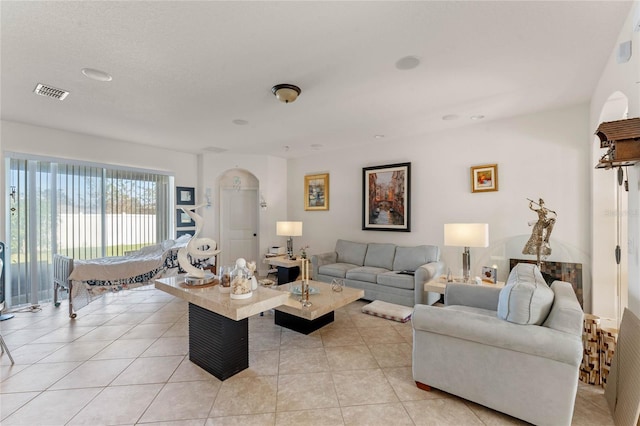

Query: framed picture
left=481, top=266, right=497, bottom=283
left=304, top=173, right=329, bottom=211
left=176, top=209, right=195, bottom=227
left=176, top=230, right=194, bottom=238
left=176, top=186, right=195, bottom=205
left=362, top=162, right=411, bottom=232
left=471, top=164, right=498, bottom=193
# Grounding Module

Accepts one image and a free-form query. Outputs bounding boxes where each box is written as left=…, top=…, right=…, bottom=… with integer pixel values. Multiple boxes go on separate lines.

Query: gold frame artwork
left=304, top=173, right=329, bottom=211
left=471, top=164, right=498, bottom=193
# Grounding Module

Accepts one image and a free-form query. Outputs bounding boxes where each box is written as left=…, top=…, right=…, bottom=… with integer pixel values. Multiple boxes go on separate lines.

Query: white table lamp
left=276, top=221, right=303, bottom=259
left=444, top=223, right=489, bottom=282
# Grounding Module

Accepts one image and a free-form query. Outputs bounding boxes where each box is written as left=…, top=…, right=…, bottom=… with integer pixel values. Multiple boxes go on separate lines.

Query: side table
left=265, top=255, right=302, bottom=284
left=424, top=276, right=505, bottom=304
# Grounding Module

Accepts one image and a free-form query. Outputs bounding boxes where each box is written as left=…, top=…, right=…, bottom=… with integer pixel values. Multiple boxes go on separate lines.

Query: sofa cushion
left=364, top=243, right=396, bottom=270
left=335, top=239, right=368, bottom=266
left=346, top=266, right=390, bottom=283
left=497, top=263, right=554, bottom=325
left=393, top=245, right=439, bottom=271
left=376, top=271, right=415, bottom=290
left=318, top=263, right=359, bottom=279
left=362, top=300, right=413, bottom=323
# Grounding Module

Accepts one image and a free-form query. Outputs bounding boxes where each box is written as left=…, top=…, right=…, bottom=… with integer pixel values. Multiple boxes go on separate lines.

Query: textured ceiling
left=0, top=1, right=633, bottom=158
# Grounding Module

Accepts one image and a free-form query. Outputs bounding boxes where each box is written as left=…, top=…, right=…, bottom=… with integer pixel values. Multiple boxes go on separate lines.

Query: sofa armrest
left=415, top=261, right=445, bottom=284
left=445, top=284, right=501, bottom=311
left=414, top=260, right=445, bottom=305
left=412, top=304, right=583, bottom=366
left=311, top=252, right=337, bottom=279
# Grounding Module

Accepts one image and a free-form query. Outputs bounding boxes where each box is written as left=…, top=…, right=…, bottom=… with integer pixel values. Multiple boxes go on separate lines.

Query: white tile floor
left=0, top=285, right=614, bottom=425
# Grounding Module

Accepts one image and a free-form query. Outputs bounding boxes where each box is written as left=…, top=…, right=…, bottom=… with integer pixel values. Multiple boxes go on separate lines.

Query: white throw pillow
left=497, top=263, right=554, bottom=325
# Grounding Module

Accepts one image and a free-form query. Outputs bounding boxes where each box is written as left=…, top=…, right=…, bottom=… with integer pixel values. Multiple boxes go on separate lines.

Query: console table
left=154, top=275, right=288, bottom=380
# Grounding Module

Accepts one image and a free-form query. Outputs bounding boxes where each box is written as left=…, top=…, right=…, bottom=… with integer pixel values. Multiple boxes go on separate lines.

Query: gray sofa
left=311, top=239, right=445, bottom=307
left=412, top=263, right=584, bottom=425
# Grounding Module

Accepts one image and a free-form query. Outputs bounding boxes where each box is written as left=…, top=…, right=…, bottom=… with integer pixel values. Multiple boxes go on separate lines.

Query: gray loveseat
left=412, top=263, right=584, bottom=425
left=311, top=239, right=445, bottom=307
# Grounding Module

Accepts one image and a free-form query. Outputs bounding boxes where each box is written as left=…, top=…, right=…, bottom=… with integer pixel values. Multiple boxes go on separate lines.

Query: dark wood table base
left=277, top=265, right=300, bottom=285
left=189, top=303, right=248, bottom=380
left=274, top=309, right=334, bottom=335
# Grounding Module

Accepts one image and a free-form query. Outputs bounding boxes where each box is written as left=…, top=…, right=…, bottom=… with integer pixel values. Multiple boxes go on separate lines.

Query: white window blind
left=6, top=156, right=171, bottom=306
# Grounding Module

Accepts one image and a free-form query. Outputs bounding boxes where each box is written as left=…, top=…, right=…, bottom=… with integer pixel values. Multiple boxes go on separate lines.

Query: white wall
left=288, top=104, right=592, bottom=307
left=1, top=119, right=199, bottom=240
left=199, top=153, right=287, bottom=274
left=590, top=1, right=640, bottom=323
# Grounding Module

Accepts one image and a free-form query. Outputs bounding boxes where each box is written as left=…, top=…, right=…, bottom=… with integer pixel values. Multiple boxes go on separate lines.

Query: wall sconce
left=205, top=188, right=212, bottom=207
left=260, top=194, right=267, bottom=211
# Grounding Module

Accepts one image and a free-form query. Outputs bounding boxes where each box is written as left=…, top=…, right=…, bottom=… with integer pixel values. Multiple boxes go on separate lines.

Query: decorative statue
left=178, top=203, right=221, bottom=284
left=522, top=198, right=557, bottom=266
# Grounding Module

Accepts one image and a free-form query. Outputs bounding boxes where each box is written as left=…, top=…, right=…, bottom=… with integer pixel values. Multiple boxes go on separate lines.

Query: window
left=6, top=155, right=172, bottom=307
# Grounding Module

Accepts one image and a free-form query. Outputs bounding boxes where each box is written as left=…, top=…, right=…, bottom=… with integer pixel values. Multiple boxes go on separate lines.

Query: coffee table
left=274, top=280, right=364, bottom=334
left=154, top=275, right=289, bottom=380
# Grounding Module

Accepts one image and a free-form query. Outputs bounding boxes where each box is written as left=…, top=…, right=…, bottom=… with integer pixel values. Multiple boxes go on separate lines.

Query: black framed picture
left=176, top=230, right=194, bottom=238
left=176, top=209, right=195, bottom=228
left=362, top=162, right=411, bottom=232
left=176, top=186, right=195, bottom=205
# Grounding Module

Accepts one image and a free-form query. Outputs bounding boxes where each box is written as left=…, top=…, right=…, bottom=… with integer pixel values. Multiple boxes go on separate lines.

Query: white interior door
left=220, top=188, right=258, bottom=267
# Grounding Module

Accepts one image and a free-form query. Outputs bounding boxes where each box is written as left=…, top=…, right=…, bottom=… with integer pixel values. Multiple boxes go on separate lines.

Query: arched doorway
left=218, top=169, right=260, bottom=268
left=592, top=91, right=629, bottom=327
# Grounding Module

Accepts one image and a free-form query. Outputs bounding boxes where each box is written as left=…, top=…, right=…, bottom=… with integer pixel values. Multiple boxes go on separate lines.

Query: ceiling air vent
left=33, top=83, right=69, bottom=100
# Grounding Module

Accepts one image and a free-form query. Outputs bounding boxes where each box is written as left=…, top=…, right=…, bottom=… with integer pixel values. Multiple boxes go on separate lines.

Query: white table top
left=154, top=275, right=289, bottom=321
left=267, top=256, right=303, bottom=268
left=274, top=280, right=364, bottom=321
left=425, top=275, right=505, bottom=295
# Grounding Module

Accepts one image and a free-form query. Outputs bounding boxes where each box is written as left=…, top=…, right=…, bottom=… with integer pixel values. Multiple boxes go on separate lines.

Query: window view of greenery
left=7, top=158, right=170, bottom=306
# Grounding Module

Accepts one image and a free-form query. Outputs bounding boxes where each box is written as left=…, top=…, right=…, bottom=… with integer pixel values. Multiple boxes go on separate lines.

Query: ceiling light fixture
left=272, top=84, right=301, bottom=103
left=81, top=68, right=112, bottom=82
left=470, top=115, right=485, bottom=120
left=442, top=114, right=459, bottom=121
left=232, top=119, right=249, bottom=125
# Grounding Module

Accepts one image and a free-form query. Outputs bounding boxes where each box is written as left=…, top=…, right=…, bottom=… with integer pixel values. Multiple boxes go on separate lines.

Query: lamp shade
left=276, top=221, right=303, bottom=237
left=444, top=223, right=489, bottom=247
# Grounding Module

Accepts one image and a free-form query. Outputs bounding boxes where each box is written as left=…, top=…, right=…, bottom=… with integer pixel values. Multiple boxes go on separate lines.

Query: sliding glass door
left=6, top=155, right=172, bottom=307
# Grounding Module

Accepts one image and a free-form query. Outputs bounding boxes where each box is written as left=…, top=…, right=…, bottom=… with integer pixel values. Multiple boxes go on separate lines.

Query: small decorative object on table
left=299, top=245, right=309, bottom=259
left=218, top=265, right=232, bottom=293
left=331, top=278, right=344, bottom=292
left=522, top=197, right=557, bottom=267
left=230, top=258, right=253, bottom=299
left=177, top=203, right=221, bottom=286
left=300, top=259, right=312, bottom=307
left=247, top=260, right=258, bottom=291
left=481, top=266, right=497, bottom=283
left=259, top=278, right=275, bottom=287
